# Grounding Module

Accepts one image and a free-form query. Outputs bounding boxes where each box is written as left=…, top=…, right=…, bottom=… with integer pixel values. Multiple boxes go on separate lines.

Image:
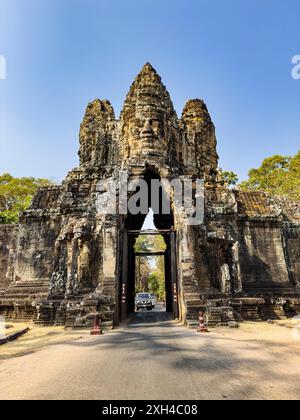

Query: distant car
left=135, top=293, right=153, bottom=311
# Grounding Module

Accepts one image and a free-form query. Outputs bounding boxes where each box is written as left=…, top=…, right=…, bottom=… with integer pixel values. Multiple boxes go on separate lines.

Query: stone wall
left=0, top=225, right=17, bottom=291
left=181, top=99, right=218, bottom=180
left=237, top=221, right=290, bottom=291
left=13, top=215, right=61, bottom=286
left=283, top=224, right=300, bottom=289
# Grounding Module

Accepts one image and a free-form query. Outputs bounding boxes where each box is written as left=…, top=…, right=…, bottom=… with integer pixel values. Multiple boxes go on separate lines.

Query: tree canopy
left=134, top=234, right=166, bottom=299
left=0, top=173, right=52, bottom=224
left=240, top=151, right=300, bottom=200
left=219, top=170, right=239, bottom=187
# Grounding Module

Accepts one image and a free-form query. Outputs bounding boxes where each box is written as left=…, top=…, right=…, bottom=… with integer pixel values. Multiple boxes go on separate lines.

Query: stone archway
left=118, top=168, right=179, bottom=321
left=119, top=229, right=179, bottom=322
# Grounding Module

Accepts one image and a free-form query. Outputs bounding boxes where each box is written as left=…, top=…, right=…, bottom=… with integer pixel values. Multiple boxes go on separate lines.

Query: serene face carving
left=123, top=105, right=167, bottom=158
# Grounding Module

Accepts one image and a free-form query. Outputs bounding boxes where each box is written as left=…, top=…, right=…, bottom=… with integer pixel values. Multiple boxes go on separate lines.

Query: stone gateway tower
left=1, top=64, right=300, bottom=328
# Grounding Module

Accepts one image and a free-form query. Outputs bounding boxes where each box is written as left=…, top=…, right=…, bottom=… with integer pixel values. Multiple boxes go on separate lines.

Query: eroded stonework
left=0, top=63, right=300, bottom=327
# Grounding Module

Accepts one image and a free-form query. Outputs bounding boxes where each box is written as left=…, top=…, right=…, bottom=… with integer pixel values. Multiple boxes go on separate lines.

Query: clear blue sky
left=0, top=0, right=299, bottom=183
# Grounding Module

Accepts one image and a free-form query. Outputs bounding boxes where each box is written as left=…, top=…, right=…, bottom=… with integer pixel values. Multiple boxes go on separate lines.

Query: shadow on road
left=128, top=310, right=173, bottom=327
left=125, top=302, right=173, bottom=327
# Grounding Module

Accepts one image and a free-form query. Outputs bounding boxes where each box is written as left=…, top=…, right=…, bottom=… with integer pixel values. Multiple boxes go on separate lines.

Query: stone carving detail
left=79, top=99, right=117, bottom=170
left=49, top=217, right=95, bottom=299
left=120, top=64, right=180, bottom=168
left=181, top=99, right=219, bottom=179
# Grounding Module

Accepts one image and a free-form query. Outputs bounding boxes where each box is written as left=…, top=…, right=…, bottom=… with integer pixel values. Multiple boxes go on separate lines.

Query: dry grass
left=0, top=322, right=90, bottom=360
left=215, top=321, right=300, bottom=350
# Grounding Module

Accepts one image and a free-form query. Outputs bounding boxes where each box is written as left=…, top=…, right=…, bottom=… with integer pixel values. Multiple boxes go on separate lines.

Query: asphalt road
left=0, top=308, right=300, bottom=400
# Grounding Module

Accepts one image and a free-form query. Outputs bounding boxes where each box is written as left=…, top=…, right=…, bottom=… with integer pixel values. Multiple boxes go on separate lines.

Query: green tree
left=151, top=258, right=166, bottom=301
left=219, top=170, right=239, bottom=187
left=134, top=234, right=166, bottom=254
left=148, top=273, right=160, bottom=295
left=240, top=151, right=300, bottom=200
left=0, top=173, right=52, bottom=224
left=0, top=211, right=19, bottom=224
left=134, top=235, right=167, bottom=299
left=135, top=256, right=152, bottom=293
left=134, top=235, right=152, bottom=253
left=134, top=236, right=151, bottom=292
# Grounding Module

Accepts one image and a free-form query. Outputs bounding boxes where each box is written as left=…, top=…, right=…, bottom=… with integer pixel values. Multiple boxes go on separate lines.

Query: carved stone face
left=123, top=105, right=167, bottom=159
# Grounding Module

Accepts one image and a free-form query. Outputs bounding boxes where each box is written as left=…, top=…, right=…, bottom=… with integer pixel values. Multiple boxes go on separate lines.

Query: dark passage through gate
left=120, top=229, right=179, bottom=321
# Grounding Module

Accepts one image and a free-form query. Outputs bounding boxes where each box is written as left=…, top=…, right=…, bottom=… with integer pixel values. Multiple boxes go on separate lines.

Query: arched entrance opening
left=119, top=168, right=179, bottom=322
left=134, top=229, right=167, bottom=313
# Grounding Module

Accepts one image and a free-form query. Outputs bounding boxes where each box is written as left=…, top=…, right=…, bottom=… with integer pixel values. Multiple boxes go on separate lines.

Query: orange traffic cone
left=91, top=314, right=102, bottom=335
left=197, top=311, right=209, bottom=333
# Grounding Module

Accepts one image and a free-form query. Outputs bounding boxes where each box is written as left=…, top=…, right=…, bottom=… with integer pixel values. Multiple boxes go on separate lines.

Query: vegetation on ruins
left=220, top=151, right=300, bottom=200
left=219, top=170, right=239, bottom=186
left=0, top=173, right=52, bottom=224
left=240, top=151, right=300, bottom=201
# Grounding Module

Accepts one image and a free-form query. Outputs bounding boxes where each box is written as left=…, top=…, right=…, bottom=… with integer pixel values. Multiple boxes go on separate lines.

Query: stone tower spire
left=78, top=99, right=117, bottom=171
left=180, top=99, right=219, bottom=179
left=122, top=63, right=176, bottom=119
left=77, top=63, right=219, bottom=179
left=120, top=63, right=179, bottom=163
